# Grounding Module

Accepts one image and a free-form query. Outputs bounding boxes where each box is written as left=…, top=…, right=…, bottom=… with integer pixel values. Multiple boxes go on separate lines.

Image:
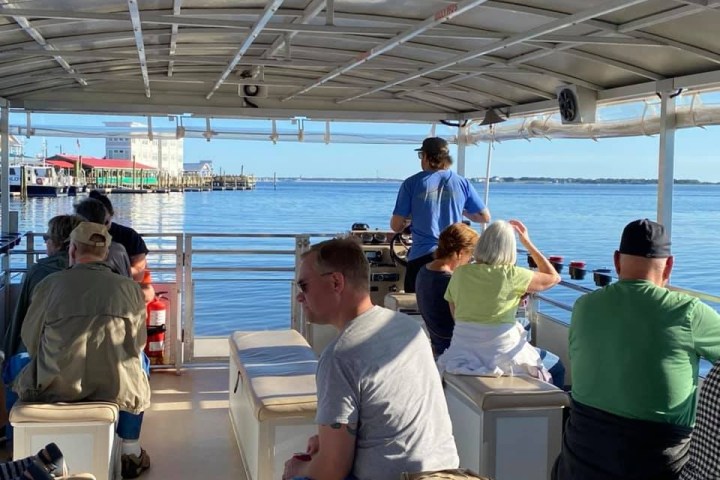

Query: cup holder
left=593, top=268, right=612, bottom=287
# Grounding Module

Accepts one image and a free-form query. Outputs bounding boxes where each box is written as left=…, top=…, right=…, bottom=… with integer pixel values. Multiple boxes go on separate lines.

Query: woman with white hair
left=437, top=219, right=561, bottom=382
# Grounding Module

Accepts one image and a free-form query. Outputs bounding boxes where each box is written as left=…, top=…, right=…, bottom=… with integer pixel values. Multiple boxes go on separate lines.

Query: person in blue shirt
left=391, top=137, right=490, bottom=293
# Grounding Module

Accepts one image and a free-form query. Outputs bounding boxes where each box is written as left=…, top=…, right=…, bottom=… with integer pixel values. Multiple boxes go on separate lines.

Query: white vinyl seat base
left=228, top=330, right=318, bottom=480
left=11, top=401, right=121, bottom=480
left=444, top=374, right=569, bottom=480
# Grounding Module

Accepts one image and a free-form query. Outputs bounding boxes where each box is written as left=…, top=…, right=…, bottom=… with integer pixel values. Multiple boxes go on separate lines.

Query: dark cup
left=549, top=255, right=564, bottom=273
left=569, top=261, right=587, bottom=280
left=527, top=254, right=537, bottom=268
left=593, top=268, right=612, bottom=287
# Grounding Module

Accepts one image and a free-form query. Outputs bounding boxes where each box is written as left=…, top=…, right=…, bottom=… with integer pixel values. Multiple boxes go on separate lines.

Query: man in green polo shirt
left=553, top=219, right=720, bottom=480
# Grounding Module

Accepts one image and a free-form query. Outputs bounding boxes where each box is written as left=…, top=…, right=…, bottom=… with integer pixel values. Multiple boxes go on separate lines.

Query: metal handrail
left=7, top=231, right=718, bottom=367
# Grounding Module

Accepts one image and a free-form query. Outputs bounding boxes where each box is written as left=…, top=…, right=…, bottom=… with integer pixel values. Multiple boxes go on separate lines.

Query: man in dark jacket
left=14, top=222, right=151, bottom=479
left=1, top=215, right=84, bottom=441
left=89, top=190, right=149, bottom=281
left=2, top=215, right=83, bottom=364
left=74, top=198, right=132, bottom=277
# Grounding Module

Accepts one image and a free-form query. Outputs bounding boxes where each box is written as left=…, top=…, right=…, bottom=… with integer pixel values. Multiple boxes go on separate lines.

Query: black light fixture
left=479, top=109, right=506, bottom=126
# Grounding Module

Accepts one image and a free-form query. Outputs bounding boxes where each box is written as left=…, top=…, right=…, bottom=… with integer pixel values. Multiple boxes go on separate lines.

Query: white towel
left=437, top=321, right=550, bottom=382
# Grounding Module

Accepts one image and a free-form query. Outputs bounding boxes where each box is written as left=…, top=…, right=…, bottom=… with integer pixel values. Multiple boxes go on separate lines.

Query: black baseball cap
left=618, top=219, right=671, bottom=258
left=415, top=137, right=449, bottom=155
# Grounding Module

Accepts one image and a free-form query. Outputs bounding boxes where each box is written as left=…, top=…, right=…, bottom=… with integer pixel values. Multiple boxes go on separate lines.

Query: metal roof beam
left=0, top=50, right=542, bottom=76
left=33, top=73, right=484, bottom=94
left=414, top=71, right=555, bottom=100
left=561, top=48, right=664, bottom=80
left=167, top=0, right=182, bottom=77
left=629, top=31, right=720, bottom=64
left=482, top=1, right=620, bottom=30
left=260, top=0, right=326, bottom=62
left=394, top=92, right=465, bottom=113
left=619, top=1, right=720, bottom=31
left=465, top=75, right=555, bottom=99
left=0, top=2, right=87, bottom=88
left=18, top=95, right=460, bottom=122
left=478, top=0, right=720, bottom=74
left=0, top=7, right=662, bottom=43
left=283, top=0, right=491, bottom=101
left=206, top=0, right=285, bottom=100
left=529, top=35, right=662, bottom=46
left=0, top=9, right=424, bottom=37
left=127, top=0, right=150, bottom=97
left=395, top=82, right=518, bottom=106
left=338, top=0, right=649, bottom=104
left=0, top=8, right=670, bottom=49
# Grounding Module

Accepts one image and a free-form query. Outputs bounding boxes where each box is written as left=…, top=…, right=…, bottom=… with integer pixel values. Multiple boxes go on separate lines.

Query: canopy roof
left=47, top=154, right=155, bottom=170
left=0, top=0, right=719, bottom=122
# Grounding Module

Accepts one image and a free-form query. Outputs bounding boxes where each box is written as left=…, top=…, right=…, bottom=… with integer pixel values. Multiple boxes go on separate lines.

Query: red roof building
left=46, top=154, right=156, bottom=170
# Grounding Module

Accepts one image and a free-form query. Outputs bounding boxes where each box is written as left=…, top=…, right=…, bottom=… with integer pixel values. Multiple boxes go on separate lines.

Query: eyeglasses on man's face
left=42, top=234, right=50, bottom=242
left=296, top=272, right=334, bottom=294
left=417, top=151, right=424, bottom=160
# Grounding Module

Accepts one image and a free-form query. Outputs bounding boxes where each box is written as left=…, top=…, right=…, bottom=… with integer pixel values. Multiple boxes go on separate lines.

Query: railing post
left=526, top=292, right=539, bottom=345
left=2, top=102, right=10, bottom=321
left=25, top=233, right=35, bottom=270
left=183, top=234, right=194, bottom=362
left=174, top=233, right=184, bottom=371
left=292, top=235, right=311, bottom=335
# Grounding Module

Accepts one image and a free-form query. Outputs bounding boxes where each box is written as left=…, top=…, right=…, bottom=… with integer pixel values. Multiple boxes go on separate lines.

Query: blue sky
left=10, top=112, right=720, bottom=182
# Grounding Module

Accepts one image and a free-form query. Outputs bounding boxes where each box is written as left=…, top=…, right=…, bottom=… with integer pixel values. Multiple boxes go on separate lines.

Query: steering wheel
left=389, top=229, right=412, bottom=267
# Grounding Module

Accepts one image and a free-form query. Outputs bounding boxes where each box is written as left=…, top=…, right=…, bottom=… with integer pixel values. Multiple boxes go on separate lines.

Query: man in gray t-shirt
left=283, top=238, right=458, bottom=480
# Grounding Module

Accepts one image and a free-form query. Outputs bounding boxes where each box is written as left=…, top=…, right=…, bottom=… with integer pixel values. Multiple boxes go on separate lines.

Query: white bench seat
left=228, top=330, right=318, bottom=480
left=444, top=374, right=569, bottom=480
left=11, top=401, right=120, bottom=480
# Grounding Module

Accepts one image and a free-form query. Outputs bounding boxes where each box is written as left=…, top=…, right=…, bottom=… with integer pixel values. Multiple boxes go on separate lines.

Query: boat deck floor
left=0, top=364, right=247, bottom=479
left=141, top=364, right=247, bottom=480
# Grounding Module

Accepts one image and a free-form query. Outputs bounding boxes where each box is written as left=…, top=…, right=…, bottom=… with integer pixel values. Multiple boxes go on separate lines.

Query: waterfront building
left=104, top=122, right=184, bottom=176
left=183, top=160, right=214, bottom=177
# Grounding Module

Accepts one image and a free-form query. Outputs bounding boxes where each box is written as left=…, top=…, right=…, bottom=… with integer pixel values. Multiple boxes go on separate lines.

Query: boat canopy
left=0, top=0, right=718, bottom=123
left=0, top=0, right=718, bottom=238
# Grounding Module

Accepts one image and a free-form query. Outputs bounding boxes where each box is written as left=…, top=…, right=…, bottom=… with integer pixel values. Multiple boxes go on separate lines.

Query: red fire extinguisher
left=145, top=293, right=168, bottom=361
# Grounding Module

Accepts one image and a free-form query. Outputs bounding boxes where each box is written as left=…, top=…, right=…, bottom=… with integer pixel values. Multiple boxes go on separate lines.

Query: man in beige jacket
left=14, top=222, right=151, bottom=479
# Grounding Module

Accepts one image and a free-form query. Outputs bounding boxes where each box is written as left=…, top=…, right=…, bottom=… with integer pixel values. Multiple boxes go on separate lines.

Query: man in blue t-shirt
left=391, top=137, right=490, bottom=292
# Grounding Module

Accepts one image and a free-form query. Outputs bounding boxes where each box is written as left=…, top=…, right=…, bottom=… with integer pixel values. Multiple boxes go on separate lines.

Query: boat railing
left=171, top=232, right=333, bottom=362
left=526, top=275, right=720, bottom=380
left=5, top=231, right=338, bottom=367
left=5, top=233, right=719, bottom=372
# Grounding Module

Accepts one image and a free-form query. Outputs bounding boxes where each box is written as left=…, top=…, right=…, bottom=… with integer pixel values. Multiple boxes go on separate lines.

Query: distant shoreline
left=255, top=177, right=719, bottom=185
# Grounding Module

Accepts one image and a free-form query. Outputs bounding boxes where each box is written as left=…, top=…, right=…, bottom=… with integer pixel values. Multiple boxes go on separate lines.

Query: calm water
left=5, top=181, right=720, bottom=334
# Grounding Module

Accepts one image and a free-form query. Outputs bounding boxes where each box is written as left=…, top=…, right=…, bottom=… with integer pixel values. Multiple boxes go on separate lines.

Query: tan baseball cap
left=70, top=222, right=112, bottom=247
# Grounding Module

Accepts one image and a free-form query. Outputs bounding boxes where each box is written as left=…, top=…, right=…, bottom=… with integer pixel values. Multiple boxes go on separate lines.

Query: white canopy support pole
left=1, top=100, right=8, bottom=323
left=457, top=124, right=467, bottom=176
left=656, top=80, right=677, bottom=239
left=1, top=101, right=9, bottom=235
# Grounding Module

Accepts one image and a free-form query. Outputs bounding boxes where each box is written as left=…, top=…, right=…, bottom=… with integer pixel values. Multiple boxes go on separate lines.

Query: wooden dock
left=88, top=172, right=256, bottom=193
